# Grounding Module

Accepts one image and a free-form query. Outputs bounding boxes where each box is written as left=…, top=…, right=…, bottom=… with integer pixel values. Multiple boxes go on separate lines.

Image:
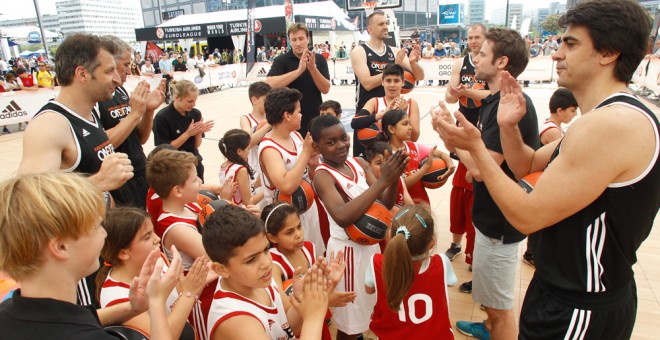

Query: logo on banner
left=0, top=101, right=28, bottom=120
left=257, top=68, right=268, bottom=77
left=156, top=28, right=165, bottom=39
left=255, top=20, right=262, bottom=33
left=231, top=70, right=237, bottom=78
left=194, top=76, right=203, bottom=84
left=27, top=31, right=41, bottom=43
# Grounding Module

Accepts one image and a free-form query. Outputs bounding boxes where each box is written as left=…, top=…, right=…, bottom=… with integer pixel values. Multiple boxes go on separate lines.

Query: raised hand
left=395, top=48, right=407, bottom=65
left=497, top=71, right=527, bottom=128
left=409, top=44, right=421, bottom=63
left=380, top=148, right=409, bottom=184
left=420, top=146, right=437, bottom=173
left=297, top=49, right=309, bottom=75
left=129, top=80, right=149, bottom=119
left=329, top=291, right=356, bottom=307
left=200, top=119, right=215, bottom=133
left=435, top=111, right=483, bottom=152
left=147, top=246, right=182, bottom=306
left=146, top=79, right=166, bottom=111
left=128, top=248, right=161, bottom=313
left=97, top=152, right=134, bottom=191
left=290, top=264, right=329, bottom=322
left=179, top=256, right=209, bottom=298
left=306, top=50, right=317, bottom=71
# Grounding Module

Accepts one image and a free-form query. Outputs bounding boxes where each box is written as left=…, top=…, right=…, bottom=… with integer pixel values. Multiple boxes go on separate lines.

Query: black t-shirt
left=472, top=91, right=539, bottom=243
left=267, top=49, right=330, bottom=136
left=153, top=103, right=202, bottom=155
left=0, top=290, right=121, bottom=340
left=98, top=87, right=149, bottom=208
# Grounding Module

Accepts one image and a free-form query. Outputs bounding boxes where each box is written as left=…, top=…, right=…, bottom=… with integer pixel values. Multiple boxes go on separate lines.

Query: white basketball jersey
left=219, top=162, right=252, bottom=206
left=314, top=157, right=369, bottom=241
left=374, top=97, right=411, bottom=115
left=207, top=279, right=294, bottom=340
left=244, top=113, right=263, bottom=180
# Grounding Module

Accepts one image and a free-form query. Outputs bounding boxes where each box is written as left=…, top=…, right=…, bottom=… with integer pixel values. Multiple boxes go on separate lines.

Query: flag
left=246, top=0, right=257, bottom=73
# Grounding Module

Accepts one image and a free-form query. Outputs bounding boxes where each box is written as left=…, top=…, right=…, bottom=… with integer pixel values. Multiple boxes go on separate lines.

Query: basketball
left=197, top=189, right=219, bottom=207
left=517, top=171, right=543, bottom=193
left=197, top=199, right=232, bottom=229
left=459, top=82, right=487, bottom=107
left=419, top=157, right=449, bottom=189
left=357, top=121, right=382, bottom=146
left=346, top=201, right=393, bottom=245
left=282, top=279, right=294, bottom=296
left=274, top=179, right=315, bottom=213
left=104, top=326, right=150, bottom=340
left=401, top=71, right=416, bottom=94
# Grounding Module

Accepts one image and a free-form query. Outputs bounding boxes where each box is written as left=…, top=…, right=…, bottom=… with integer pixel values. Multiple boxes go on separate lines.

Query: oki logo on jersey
left=0, top=101, right=28, bottom=120
left=370, top=61, right=389, bottom=71
left=109, top=104, right=131, bottom=119
left=94, top=140, right=115, bottom=160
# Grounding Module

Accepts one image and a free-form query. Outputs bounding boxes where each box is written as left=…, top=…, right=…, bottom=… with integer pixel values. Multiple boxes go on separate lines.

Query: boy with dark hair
left=364, top=141, right=413, bottom=206
left=310, top=114, right=408, bottom=340
left=259, top=88, right=326, bottom=255
left=540, top=88, right=578, bottom=146
left=203, top=204, right=330, bottom=340
left=319, top=100, right=342, bottom=118
left=434, top=1, right=659, bottom=338
left=351, top=63, right=420, bottom=157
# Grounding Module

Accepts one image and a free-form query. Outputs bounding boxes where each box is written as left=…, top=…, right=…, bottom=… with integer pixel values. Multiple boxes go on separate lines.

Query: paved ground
left=0, top=82, right=658, bottom=339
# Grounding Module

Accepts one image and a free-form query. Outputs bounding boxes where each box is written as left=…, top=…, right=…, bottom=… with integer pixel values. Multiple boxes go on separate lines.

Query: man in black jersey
left=18, top=33, right=133, bottom=196
left=98, top=35, right=165, bottom=208
left=434, top=1, right=660, bottom=339
left=350, top=11, right=424, bottom=157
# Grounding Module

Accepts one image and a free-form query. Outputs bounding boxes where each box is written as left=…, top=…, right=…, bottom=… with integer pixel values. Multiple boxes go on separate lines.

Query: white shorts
left=472, top=228, right=521, bottom=310
left=327, top=237, right=380, bottom=335
left=301, top=200, right=325, bottom=257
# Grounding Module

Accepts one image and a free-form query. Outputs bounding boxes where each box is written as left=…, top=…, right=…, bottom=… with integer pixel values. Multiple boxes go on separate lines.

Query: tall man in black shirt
left=98, top=35, right=165, bottom=208
left=435, top=28, right=538, bottom=340
left=266, top=23, right=330, bottom=136
left=434, top=1, right=660, bottom=339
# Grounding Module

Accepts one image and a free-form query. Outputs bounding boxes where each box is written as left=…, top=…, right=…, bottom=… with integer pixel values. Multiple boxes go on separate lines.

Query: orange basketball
left=401, top=71, right=415, bottom=94
left=197, top=189, right=219, bottom=207
left=419, top=157, right=449, bottom=189
left=274, top=179, right=315, bottom=213
left=346, top=201, right=393, bottom=245
left=517, top=171, right=543, bottom=193
left=197, top=199, right=232, bottom=229
left=357, top=121, right=382, bottom=146
left=459, top=82, right=487, bottom=107
left=282, top=279, right=294, bottom=296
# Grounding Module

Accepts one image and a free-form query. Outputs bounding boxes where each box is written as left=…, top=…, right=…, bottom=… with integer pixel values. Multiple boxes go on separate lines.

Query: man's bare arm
left=350, top=47, right=382, bottom=91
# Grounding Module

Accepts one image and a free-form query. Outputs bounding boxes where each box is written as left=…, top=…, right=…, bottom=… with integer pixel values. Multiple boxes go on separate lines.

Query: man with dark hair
left=443, top=24, right=489, bottom=285
left=97, top=35, right=165, bottom=208
left=350, top=11, right=424, bottom=157
left=17, top=33, right=134, bottom=308
left=266, top=23, right=330, bottom=137
left=434, top=1, right=659, bottom=339
left=436, top=27, right=538, bottom=340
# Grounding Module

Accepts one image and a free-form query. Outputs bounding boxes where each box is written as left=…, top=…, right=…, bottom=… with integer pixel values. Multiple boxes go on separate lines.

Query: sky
left=1, top=0, right=566, bottom=21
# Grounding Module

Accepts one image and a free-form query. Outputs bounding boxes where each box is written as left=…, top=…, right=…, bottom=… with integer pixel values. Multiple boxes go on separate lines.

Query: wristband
left=178, top=292, right=199, bottom=302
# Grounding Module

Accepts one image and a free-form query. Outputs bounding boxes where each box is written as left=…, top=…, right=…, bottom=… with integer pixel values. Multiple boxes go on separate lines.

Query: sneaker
left=2, top=128, right=9, bottom=135
left=444, top=243, right=463, bottom=261
left=459, top=281, right=472, bottom=293
left=523, top=250, right=535, bottom=268
left=456, top=321, right=490, bottom=340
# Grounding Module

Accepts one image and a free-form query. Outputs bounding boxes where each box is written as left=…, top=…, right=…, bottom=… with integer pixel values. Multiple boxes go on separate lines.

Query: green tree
left=541, top=14, right=563, bottom=35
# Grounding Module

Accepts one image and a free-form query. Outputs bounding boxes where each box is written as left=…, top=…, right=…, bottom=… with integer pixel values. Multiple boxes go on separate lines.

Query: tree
left=541, top=14, right=563, bottom=35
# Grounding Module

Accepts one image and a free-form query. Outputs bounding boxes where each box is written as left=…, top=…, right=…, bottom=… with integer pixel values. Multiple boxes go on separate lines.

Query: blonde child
left=97, top=207, right=209, bottom=339
left=366, top=205, right=457, bottom=339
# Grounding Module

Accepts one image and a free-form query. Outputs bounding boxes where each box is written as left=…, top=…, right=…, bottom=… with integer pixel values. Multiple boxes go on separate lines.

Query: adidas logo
left=0, top=100, right=28, bottom=120
left=176, top=129, right=181, bottom=134
left=462, top=66, right=467, bottom=70
left=257, top=68, right=267, bottom=77
left=82, top=128, right=91, bottom=137
left=285, top=159, right=291, bottom=165
left=368, top=53, right=372, bottom=56
left=346, top=183, right=353, bottom=189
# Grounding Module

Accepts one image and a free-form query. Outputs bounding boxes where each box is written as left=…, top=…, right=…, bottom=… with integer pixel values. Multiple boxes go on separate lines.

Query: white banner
left=417, top=58, right=457, bottom=81
left=209, top=63, right=243, bottom=88
left=643, top=58, right=660, bottom=94
left=333, top=59, right=355, bottom=80
left=0, top=88, right=58, bottom=125
left=518, top=56, right=555, bottom=82
left=245, top=62, right=272, bottom=82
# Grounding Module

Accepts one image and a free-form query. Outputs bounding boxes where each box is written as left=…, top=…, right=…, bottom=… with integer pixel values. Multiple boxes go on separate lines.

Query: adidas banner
left=0, top=90, right=57, bottom=125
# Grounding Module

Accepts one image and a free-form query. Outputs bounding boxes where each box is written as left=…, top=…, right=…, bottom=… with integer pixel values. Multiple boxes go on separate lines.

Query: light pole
left=32, top=0, right=50, bottom=60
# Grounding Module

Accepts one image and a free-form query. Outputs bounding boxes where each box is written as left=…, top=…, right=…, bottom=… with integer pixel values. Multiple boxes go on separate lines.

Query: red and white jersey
left=374, top=97, right=412, bottom=115
left=370, top=254, right=454, bottom=340
left=207, top=279, right=294, bottom=340
left=396, top=177, right=406, bottom=206
left=314, top=157, right=369, bottom=241
left=146, top=187, right=199, bottom=232
left=258, top=132, right=324, bottom=255
left=270, top=242, right=316, bottom=280
left=243, top=113, right=264, bottom=180
left=402, top=141, right=430, bottom=205
left=154, top=204, right=202, bottom=271
left=540, top=120, right=563, bottom=137
left=258, top=131, right=309, bottom=204
left=219, top=162, right=251, bottom=206
left=100, top=253, right=179, bottom=311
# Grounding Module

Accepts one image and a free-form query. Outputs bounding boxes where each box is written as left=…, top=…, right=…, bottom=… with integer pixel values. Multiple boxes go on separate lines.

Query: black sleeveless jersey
left=98, top=87, right=147, bottom=175
left=458, top=54, right=487, bottom=125
left=535, top=93, right=660, bottom=298
left=355, top=43, right=395, bottom=110
left=37, top=101, right=114, bottom=175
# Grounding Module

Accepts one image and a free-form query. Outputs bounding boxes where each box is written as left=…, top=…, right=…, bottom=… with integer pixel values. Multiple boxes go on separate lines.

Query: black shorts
left=520, top=278, right=637, bottom=340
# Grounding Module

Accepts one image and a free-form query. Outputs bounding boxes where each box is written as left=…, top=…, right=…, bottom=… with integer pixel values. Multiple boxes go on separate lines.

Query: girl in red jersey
left=380, top=109, right=455, bottom=204
left=219, top=129, right=264, bottom=207
left=365, top=205, right=457, bottom=340
left=261, top=201, right=354, bottom=340
left=97, top=207, right=208, bottom=340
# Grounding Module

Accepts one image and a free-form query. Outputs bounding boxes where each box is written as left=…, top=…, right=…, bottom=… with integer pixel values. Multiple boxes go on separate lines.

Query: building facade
left=467, top=0, right=485, bottom=25
left=56, top=0, right=143, bottom=42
